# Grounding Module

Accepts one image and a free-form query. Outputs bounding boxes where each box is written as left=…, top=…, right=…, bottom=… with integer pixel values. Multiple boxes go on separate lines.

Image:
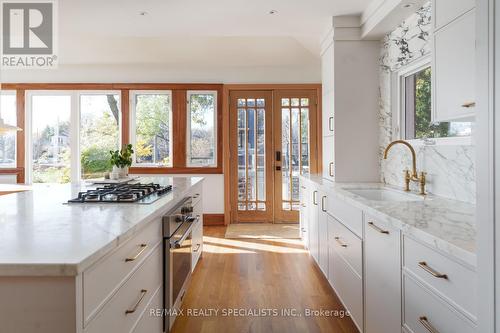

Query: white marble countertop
left=301, top=174, right=476, bottom=268
left=0, top=176, right=203, bottom=276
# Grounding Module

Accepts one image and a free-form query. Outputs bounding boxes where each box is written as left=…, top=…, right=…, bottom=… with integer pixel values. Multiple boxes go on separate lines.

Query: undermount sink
left=344, top=187, right=425, bottom=202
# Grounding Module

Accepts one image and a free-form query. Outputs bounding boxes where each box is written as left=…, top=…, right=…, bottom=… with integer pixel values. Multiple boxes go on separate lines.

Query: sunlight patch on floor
left=202, top=235, right=308, bottom=254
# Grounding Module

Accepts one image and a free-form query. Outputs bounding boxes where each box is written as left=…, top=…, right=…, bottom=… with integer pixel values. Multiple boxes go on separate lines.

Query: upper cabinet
left=432, top=0, right=476, bottom=122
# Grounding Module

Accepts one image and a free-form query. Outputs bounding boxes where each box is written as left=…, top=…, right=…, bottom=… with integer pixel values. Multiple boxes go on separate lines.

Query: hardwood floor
left=171, top=226, right=359, bottom=333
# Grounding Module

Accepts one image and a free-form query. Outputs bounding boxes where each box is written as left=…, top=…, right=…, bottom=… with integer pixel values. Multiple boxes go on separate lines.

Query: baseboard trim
left=203, top=214, right=225, bottom=226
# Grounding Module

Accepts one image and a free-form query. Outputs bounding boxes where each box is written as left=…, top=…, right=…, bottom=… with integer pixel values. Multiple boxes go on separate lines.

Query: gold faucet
left=383, top=140, right=426, bottom=195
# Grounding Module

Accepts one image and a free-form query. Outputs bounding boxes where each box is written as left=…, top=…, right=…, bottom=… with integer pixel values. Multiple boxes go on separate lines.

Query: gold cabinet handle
left=313, top=191, right=318, bottom=205
left=334, top=236, right=348, bottom=248
left=125, top=244, right=148, bottom=262
left=418, top=261, right=448, bottom=279
left=419, top=316, right=440, bottom=333
left=321, top=196, right=327, bottom=212
left=125, top=289, right=148, bottom=315
left=329, top=162, right=334, bottom=177
left=193, top=244, right=201, bottom=253
left=328, top=116, right=334, bottom=132
left=461, top=101, right=476, bottom=108
left=367, top=222, right=389, bottom=234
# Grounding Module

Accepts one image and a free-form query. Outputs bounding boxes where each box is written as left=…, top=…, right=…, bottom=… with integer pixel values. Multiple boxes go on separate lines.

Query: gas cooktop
left=67, top=183, right=172, bottom=204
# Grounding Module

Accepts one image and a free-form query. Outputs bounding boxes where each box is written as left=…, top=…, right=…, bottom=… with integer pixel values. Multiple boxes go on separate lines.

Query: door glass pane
left=80, top=94, right=120, bottom=180
left=32, top=95, right=71, bottom=183
left=237, top=108, right=246, bottom=210
left=257, top=109, right=265, bottom=202
left=187, top=92, right=216, bottom=167
left=247, top=108, right=256, bottom=210
left=291, top=108, right=300, bottom=201
left=0, top=93, right=17, bottom=168
left=134, top=93, right=172, bottom=166
left=281, top=107, right=291, bottom=205
left=301, top=108, right=310, bottom=175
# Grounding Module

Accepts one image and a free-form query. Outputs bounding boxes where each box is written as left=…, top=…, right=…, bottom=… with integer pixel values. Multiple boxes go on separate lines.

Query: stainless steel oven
left=163, top=197, right=196, bottom=332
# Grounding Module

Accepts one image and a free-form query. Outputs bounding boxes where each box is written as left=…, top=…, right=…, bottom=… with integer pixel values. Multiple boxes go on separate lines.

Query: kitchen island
left=0, top=176, right=204, bottom=333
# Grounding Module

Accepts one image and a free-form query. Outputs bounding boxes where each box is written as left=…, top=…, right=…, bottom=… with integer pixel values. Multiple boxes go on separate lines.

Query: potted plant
left=109, top=144, right=134, bottom=179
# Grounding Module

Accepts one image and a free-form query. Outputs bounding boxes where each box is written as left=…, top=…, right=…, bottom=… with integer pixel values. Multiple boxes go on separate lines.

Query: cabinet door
left=299, top=182, right=310, bottom=248
left=433, top=10, right=475, bottom=122
left=318, top=190, right=329, bottom=276
left=322, top=135, right=334, bottom=181
left=309, top=188, right=320, bottom=263
left=327, top=216, right=336, bottom=285
left=322, top=91, right=334, bottom=137
left=364, top=216, right=401, bottom=333
left=434, top=0, right=475, bottom=31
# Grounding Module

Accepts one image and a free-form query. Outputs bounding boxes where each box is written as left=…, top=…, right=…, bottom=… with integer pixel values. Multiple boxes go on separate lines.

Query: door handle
left=329, top=162, right=334, bottom=177
left=276, top=151, right=281, bottom=161
left=321, top=196, right=327, bottom=212
left=313, top=191, right=318, bottom=205
left=276, top=166, right=282, bottom=171
left=329, top=117, right=334, bottom=132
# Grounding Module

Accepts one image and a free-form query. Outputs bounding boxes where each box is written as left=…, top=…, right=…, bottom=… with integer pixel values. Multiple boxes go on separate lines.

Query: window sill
left=405, top=136, right=473, bottom=147
left=129, top=166, right=222, bottom=174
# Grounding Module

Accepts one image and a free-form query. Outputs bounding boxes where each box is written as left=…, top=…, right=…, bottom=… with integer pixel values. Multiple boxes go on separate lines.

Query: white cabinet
left=299, top=182, right=310, bottom=248
left=364, top=216, right=401, bottom=333
left=433, top=9, right=476, bottom=121
left=318, top=190, right=329, bottom=275
left=322, top=135, right=334, bottom=181
left=433, top=0, right=475, bottom=30
left=308, top=187, right=320, bottom=263
left=328, top=215, right=363, bottom=331
left=191, top=196, right=204, bottom=271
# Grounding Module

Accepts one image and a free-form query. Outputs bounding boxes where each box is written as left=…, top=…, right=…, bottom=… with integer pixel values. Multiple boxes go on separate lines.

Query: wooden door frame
left=223, top=84, right=322, bottom=225
left=229, top=90, right=274, bottom=223
left=273, top=89, right=319, bottom=223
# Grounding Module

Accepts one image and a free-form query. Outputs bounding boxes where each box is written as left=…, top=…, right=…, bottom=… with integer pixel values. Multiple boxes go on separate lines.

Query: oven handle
left=173, top=216, right=198, bottom=249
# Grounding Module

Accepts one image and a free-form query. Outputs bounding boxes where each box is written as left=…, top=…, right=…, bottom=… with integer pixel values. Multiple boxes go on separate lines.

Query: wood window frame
left=0, top=83, right=223, bottom=181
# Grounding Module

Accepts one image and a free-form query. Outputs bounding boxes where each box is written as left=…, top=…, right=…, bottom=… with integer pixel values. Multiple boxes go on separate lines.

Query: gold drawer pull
left=367, top=222, right=389, bottom=234
left=461, top=101, right=476, bottom=108
left=125, top=289, right=147, bottom=315
left=334, top=236, right=348, bottom=248
left=418, top=261, right=448, bottom=279
left=419, top=316, right=440, bottom=333
left=125, top=244, right=148, bottom=262
left=193, top=244, right=201, bottom=253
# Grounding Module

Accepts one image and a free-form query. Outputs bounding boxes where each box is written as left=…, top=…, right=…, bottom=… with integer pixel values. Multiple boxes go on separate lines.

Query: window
left=400, top=63, right=471, bottom=141
left=31, top=94, right=72, bottom=183
left=130, top=91, right=172, bottom=167
left=0, top=91, right=17, bottom=168
left=27, top=91, right=121, bottom=184
left=187, top=91, right=217, bottom=167
left=80, top=93, right=121, bottom=179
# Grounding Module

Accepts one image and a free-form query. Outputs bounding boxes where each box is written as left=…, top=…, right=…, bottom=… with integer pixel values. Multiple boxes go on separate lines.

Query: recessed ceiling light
left=139, top=11, right=149, bottom=16
left=268, top=9, right=278, bottom=15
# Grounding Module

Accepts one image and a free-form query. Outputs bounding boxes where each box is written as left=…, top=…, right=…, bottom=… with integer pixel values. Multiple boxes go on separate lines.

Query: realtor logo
left=1, top=0, right=58, bottom=68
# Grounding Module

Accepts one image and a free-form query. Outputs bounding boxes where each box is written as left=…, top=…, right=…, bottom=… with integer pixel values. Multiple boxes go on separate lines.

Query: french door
left=229, top=89, right=318, bottom=223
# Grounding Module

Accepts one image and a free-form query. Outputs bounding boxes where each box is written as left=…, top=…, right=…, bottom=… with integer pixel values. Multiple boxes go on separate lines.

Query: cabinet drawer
left=327, top=196, right=362, bottom=237
left=331, top=249, right=363, bottom=331
left=434, top=0, right=474, bottom=31
left=403, top=274, right=476, bottom=333
left=192, top=218, right=203, bottom=271
left=85, top=244, right=163, bottom=333
left=131, top=286, right=163, bottom=333
left=328, top=216, right=362, bottom=277
left=191, top=184, right=202, bottom=207
left=403, top=236, right=477, bottom=319
left=83, top=220, right=162, bottom=324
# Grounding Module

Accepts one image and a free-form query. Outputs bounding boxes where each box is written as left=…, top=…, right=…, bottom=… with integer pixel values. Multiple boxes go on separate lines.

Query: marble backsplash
left=378, top=2, right=476, bottom=203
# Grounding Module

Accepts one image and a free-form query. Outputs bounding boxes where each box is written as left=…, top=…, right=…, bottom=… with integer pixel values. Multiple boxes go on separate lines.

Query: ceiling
left=56, top=0, right=373, bottom=64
